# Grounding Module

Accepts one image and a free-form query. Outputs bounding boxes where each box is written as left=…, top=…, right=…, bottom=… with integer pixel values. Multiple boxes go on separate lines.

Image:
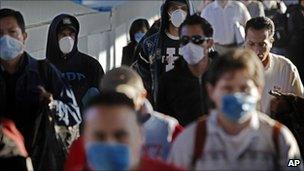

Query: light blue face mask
left=86, top=142, right=130, bottom=171
left=221, top=92, right=257, bottom=123
left=134, top=32, right=145, bottom=43
left=0, top=35, right=23, bottom=61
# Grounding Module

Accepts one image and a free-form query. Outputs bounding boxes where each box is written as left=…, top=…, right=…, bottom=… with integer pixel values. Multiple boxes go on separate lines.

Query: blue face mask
left=134, top=32, right=145, bottom=43
left=86, top=142, right=130, bottom=171
left=221, top=92, right=257, bottom=123
left=0, top=35, right=23, bottom=61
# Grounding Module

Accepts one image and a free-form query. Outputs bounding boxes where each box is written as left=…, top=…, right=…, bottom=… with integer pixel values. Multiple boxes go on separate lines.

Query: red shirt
left=64, top=138, right=185, bottom=171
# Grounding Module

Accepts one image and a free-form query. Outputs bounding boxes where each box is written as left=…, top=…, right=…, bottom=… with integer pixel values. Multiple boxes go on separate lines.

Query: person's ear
left=22, top=32, right=27, bottom=44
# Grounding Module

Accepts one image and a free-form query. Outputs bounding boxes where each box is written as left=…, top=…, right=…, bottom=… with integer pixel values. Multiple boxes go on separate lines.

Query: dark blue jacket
left=0, top=52, right=81, bottom=149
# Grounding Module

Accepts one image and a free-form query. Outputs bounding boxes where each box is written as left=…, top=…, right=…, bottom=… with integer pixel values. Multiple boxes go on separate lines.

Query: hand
left=38, top=86, right=54, bottom=106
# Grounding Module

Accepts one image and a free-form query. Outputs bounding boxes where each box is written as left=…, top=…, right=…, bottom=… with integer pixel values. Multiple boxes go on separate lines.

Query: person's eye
left=114, top=131, right=128, bottom=143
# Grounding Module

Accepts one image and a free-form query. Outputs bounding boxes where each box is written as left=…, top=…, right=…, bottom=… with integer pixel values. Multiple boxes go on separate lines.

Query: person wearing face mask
left=65, top=66, right=183, bottom=161
left=244, top=17, right=303, bottom=115
left=134, top=0, right=193, bottom=106
left=121, top=19, right=150, bottom=66
left=168, top=49, right=302, bottom=170
left=0, top=9, right=82, bottom=171
left=65, top=92, right=185, bottom=171
left=201, top=0, right=251, bottom=55
left=46, top=14, right=105, bottom=113
left=157, top=15, right=215, bottom=126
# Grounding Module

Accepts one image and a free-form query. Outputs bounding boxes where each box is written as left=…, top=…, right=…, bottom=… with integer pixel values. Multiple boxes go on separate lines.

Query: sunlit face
left=245, top=28, right=273, bottom=66
left=0, top=16, right=27, bottom=44
left=180, top=24, right=213, bottom=59
left=208, top=69, right=261, bottom=111
left=84, top=105, right=142, bottom=166
left=57, top=27, right=76, bottom=41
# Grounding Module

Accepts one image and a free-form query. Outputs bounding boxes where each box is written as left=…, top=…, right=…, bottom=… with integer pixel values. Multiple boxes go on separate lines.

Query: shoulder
left=172, top=122, right=196, bottom=150
left=151, top=111, right=180, bottom=128
left=271, top=53, right=298, bottom=73
left=142, top=33, right=159, bottom=47
left=79, top=52, right=103, bottom=69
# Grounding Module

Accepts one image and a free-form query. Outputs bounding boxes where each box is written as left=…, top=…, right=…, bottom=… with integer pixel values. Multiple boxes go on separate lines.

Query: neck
left=168, top=24, right=179, bottom=37
left=0, top=54, right=22, bottom=74
left=188, top=58, right=209, bottom=78
left=217, top=112, right=250, bottom=135
left=262, top=54, right=270, bottom=69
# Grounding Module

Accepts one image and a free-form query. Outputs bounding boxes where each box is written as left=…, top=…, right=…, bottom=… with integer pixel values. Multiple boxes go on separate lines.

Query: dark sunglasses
left=180, top=35, right=212, bottom=46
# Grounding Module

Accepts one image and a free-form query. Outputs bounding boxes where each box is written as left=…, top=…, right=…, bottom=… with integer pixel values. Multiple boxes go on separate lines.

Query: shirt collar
left=208, top=110, right=260, bottom=134
left=264, top=53, right=273, bottom=72
left=214, top=0, right=233, bottom=9
left=165, top=31, right=180, bottom=40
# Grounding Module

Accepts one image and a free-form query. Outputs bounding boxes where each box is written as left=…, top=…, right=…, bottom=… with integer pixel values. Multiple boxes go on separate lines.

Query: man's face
left=208, top=69, right=261, bottom=112
left=84, top=105, right=142, bottom=166
left=167, top=2, right=188, bottom=16
left=0, top=16, right=27, bottom=44
left=181, top=24, right=213, bottom=57
left=57, top=27, right=76, bottom=41
left=245, top=28, right=273, bottom=65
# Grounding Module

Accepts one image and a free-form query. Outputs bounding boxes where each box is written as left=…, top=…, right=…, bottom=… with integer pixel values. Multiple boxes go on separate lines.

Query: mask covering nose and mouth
left=86, top=142, right=130, bottom=171
left=221, top=92, right=257, bottom=124
left=169, top=9, right=187, bottom=28
left=58, top=36, right=74, bottom=54
left=181, top=42, right=205, bottom=65
left=0, top=35, right=24, bottom=61
left=134, top=32, right=145, bottom=43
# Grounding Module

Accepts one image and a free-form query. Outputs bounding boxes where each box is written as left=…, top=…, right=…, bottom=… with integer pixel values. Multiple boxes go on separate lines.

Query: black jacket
left=0, top=53, right=81, bottom=170
left=157, top=59, right=210, bottom=126
left=134, top=0, right=193, bottom=105
left=121, top=42, right=137, bottom=66
left=46, top=14, right=104, bottom=109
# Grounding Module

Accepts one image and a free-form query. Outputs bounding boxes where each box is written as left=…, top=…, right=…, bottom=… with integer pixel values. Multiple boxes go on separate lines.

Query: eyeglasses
left=180, top=35, right=212, bottom=46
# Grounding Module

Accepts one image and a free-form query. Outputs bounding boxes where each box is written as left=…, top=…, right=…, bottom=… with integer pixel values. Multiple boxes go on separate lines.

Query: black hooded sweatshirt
left=134, top=0, right=193, bottom=105
left=46, top=14, right=104, bottom=110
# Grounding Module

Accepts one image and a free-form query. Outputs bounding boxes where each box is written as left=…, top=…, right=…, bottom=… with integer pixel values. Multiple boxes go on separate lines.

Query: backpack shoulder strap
left=273, top=121, right=283, bottom=171
left=191, top=116, right=208, bottom=169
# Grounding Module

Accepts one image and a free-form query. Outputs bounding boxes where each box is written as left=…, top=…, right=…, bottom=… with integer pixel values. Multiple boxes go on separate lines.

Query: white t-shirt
left=260, top=53, right=304, bottom=114
left=201, top=0, right=251, bottom=45
left=168, top=111, right=302, bottom=171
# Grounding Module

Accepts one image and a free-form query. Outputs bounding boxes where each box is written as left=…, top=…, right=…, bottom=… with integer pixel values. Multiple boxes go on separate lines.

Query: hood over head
left=46, top=14, right=80, bottom=63
left=159, top=0, right=194, bottom=34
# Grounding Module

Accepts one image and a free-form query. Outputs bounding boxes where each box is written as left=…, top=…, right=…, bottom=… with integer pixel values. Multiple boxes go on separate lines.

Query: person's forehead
left=86, top=106, right=136, bottom=128
left=246, top=28, right=269, bottom=41
left=217, top=69, right=251, bottom=85
left=181, top=25, right=204, bottom=36
left=0, top=16, right=20, bottom=30
left=58, top=27, right=75, bottom=34
left=168, top=2, right=187, bottom=9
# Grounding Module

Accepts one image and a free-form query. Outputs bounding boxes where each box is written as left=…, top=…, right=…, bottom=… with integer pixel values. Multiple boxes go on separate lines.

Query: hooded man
left=134, top=0, right=193, bottom=105
left=46, top=14, right=104, bottom=111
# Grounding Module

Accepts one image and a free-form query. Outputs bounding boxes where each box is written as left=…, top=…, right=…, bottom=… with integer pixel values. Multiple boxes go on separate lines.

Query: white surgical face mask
left=59, top=36, right=74, bottom=54
left=181, top=42, right=205, bottom=65
left=169, top=9, right=187, bottom=28
left=0, top=35, right=24, bottom=61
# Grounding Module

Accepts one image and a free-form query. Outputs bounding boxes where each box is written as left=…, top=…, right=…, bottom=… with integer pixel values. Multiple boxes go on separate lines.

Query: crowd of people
left=0, top=0, right=304, bottom=171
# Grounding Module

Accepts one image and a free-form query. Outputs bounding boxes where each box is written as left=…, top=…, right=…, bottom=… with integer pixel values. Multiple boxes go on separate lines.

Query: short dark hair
left=0, top=8, right=25, bottom=33
left=245, top=17, right=275, bottom=38
left=129, top=18, right=150, bottom=43
left=179, top=14, right=213, bottom=37
left=85, top=91, right=135, bottom=111
left=206, top=49, right=264, bottom=87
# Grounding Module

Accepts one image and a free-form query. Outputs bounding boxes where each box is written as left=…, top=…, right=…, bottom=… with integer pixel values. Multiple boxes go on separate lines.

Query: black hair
left=245, top=17, right=275, bottom=38
left=206, top=49, right=264, bottom=87
left=129, top=18, right=150, bottom=43
left=85, top=91, right=135, bottom=111
left=179, top=14, right=213, bottom=37
left=0, top=8, right=25, bottom=33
